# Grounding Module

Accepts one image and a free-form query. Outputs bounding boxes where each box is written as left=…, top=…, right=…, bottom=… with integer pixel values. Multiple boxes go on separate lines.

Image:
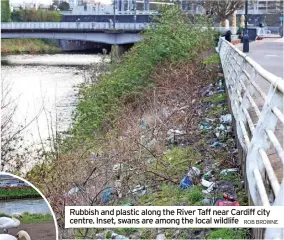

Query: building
left=237, top=0, right=283, bottom=14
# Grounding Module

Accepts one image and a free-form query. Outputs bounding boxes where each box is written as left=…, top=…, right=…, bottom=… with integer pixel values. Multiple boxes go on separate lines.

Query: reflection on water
left=2, top=53, right=104, bottom=66
left=1, top=53, right=104, bottom=171
left=0, top=198, right=51, bottom=215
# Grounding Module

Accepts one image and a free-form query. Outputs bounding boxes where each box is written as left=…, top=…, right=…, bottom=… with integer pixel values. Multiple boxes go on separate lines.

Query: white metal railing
left=217, top=37, right=284, bottom=239
left=0, top=22, right=147, bottom=30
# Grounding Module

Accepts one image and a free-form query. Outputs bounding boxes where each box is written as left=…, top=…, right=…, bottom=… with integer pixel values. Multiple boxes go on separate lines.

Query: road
left=237, top=38, right=284, bottom=78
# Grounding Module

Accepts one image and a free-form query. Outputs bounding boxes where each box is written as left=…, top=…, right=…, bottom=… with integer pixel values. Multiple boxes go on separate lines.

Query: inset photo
left=0, top=173, right=57, bottom=240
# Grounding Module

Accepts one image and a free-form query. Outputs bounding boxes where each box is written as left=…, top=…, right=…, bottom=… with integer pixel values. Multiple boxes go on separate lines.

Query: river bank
left=1, top=39, right=61, bottom=54
left=0, top=188, right=40, bottom=200
left=24, top=7, right=248, bottom=240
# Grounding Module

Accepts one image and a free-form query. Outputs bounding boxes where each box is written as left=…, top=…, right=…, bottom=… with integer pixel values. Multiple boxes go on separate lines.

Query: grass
left=208, top=228, right=249, bottom=239
left=1, top=39, right=61, bottom=54
left=0, top=213, right=54, bottom=224
left=137, top=185, right=204, bottom=206
left=203, top=93, right=227, bottom=104
left=0, top=188, right=40, bottom=199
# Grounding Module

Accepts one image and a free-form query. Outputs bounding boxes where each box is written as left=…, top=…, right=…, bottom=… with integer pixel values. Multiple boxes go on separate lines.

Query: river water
left=0, top=198, right=51, bottom=215
left=1, top=53, right=103, bottom=172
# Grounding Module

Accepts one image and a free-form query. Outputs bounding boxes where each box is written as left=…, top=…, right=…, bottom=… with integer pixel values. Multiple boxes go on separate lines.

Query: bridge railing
left=217, top=37, right=284, bottom=239
left=1, top=22, right=147, bottom=30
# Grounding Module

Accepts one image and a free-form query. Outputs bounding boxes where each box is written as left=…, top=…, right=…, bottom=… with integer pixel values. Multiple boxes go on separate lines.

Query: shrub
left=73, top=6, right=215, bottom=138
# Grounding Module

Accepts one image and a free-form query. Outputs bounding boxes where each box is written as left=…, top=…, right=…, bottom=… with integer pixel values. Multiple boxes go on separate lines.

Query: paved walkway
left=236, top=38, right=284, bottom=78
left=237, top=38, right=284, bottom=182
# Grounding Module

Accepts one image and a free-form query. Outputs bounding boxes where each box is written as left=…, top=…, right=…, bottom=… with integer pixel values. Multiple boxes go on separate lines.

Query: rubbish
left=230, top=148, right=238, bottom=154
left=111, top=233, right=129, bottom=239
left=156, top=232, right=165, bottom=240
left=146, top=158, right=154, bottom=164
left=220, top=168, right=238, bottom=176
left=215, top=181, right=235, bottom=195
left=160, top=108, right=170, bottom=118
left=180, top=176, right=193, bottom=189
left=214, top=198, right=240, bottom=206
left=220, top=114, right=232, bottom=124
left=202, top=198, right=212, bottom=205
left=202, top=170, right=214, bottom=181
left=205, top=118, right=215, bottom=122
left=123, top=202, right=133, bottom=206
left=217, top=124, right=226, bottom=131
left=65, top=186, right=81, bottom=196
left=199, top=122, right=212, bottom=130
left=211, top=141, right=225, bottom=147
left=223, top=192, right=236, bottom=201
left=215, top=132, right=220, bottom=138
left=90, top=152, right=98, bottom=160
left=127, top=185, right=147, bottom=196
left=167, top=129, right=185, bottom=136
left=141, top=120, right=147, bottom=129
left=201, top=178, right=215, bottom=194
left=147, top=138, right=157, bottom=149
left=112, top=163, right=134, bottom=173
left=200, top=122, right=210, bottom=127
left=187, top=167, right=201, bottom=177
left=226, top=126, right=232, bottom=132
left=201, top=84, right=213, bottom=97
left=96, top=234, right=104, bottom=239
left=195, top=159, right=202, bottom=165
left=202, top=183, right=216, bottom=194
left=101, top=185, right=112, bottom=203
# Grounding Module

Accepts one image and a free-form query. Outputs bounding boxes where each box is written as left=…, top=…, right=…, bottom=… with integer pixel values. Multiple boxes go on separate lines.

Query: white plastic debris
left=220, top=168, right=238, bottom=176
left=217, top=124, right=226, bottom=131
left=202, top=183, right=216, bottom=194
left=187, top=167, right=201, bottom=177
left=201, top=178, right=214, bottom=188
left=65, top=186, right=80, bottom=196
left=167, top=129, right=185, bottom=135
left=220, top=114, right=232, bottom=124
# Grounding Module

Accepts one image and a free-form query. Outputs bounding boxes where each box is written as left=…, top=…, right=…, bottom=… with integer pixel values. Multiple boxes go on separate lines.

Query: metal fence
left=1, top=22, right=147, bottom=30
left=217, top=37, right=284, bottom=239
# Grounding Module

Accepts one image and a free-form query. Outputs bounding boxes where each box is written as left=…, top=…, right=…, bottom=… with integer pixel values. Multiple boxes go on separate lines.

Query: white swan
left=0, top=214, right=21, bottom=233
left=17, top=231, right=31, bottom=240
left=0, top=230, right=31, bottom=240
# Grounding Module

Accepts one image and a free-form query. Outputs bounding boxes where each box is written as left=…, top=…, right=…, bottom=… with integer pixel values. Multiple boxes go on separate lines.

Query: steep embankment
left=27, top=7, right=248, bottom=239
left=1, top=39, right=61, bottom=54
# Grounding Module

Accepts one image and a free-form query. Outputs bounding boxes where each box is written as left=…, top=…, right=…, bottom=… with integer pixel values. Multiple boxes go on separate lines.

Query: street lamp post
left=113, top=0, right=116, bottom=29
left=243, top=0, right=249, bottom=52
left=134, top=0, right=137, bottom=29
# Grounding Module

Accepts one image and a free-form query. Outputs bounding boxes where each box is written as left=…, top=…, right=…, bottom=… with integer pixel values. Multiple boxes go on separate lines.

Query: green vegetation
left=114, top=228, right=137, bottom=235
left=208, top=228, right=249, bottom=239
left=1, top=0, right=11, bottom=22
left=11, top=9, right=61, bottom=22
left=137, top=185, right=204, bottom=206
left=148, top=147, right=201, bottom=182
left=0, top=213, right=53, bottom=224
left=73, top=7, right=215, bottom=137
left=0, top=188, right=40, bottom=199
left=203, top=53, right=221, bottom=65
left=203, top=92, right=227, bottom=103
left=1, top=39, right=61, bottom=54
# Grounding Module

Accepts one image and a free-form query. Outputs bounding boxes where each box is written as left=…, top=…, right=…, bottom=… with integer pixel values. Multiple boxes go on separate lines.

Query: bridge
left=1, top=22, right=148, bottom=45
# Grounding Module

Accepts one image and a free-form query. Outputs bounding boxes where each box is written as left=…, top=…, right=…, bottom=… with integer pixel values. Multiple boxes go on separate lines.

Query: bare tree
left=1, top=78, right=41, bottom=171
left=204, top=0, right=244, bottom=26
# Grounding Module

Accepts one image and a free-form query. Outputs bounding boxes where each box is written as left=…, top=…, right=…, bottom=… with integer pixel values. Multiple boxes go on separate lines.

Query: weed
left=208, top=228, right=249, bottom=239
left=203, top=93, right=227, bottom=104
left=203, top=53, right=221, bottom=65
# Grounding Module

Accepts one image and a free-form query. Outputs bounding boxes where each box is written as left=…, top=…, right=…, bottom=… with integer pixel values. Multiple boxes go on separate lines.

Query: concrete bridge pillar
left=111, top=44, right=128, bottom=62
